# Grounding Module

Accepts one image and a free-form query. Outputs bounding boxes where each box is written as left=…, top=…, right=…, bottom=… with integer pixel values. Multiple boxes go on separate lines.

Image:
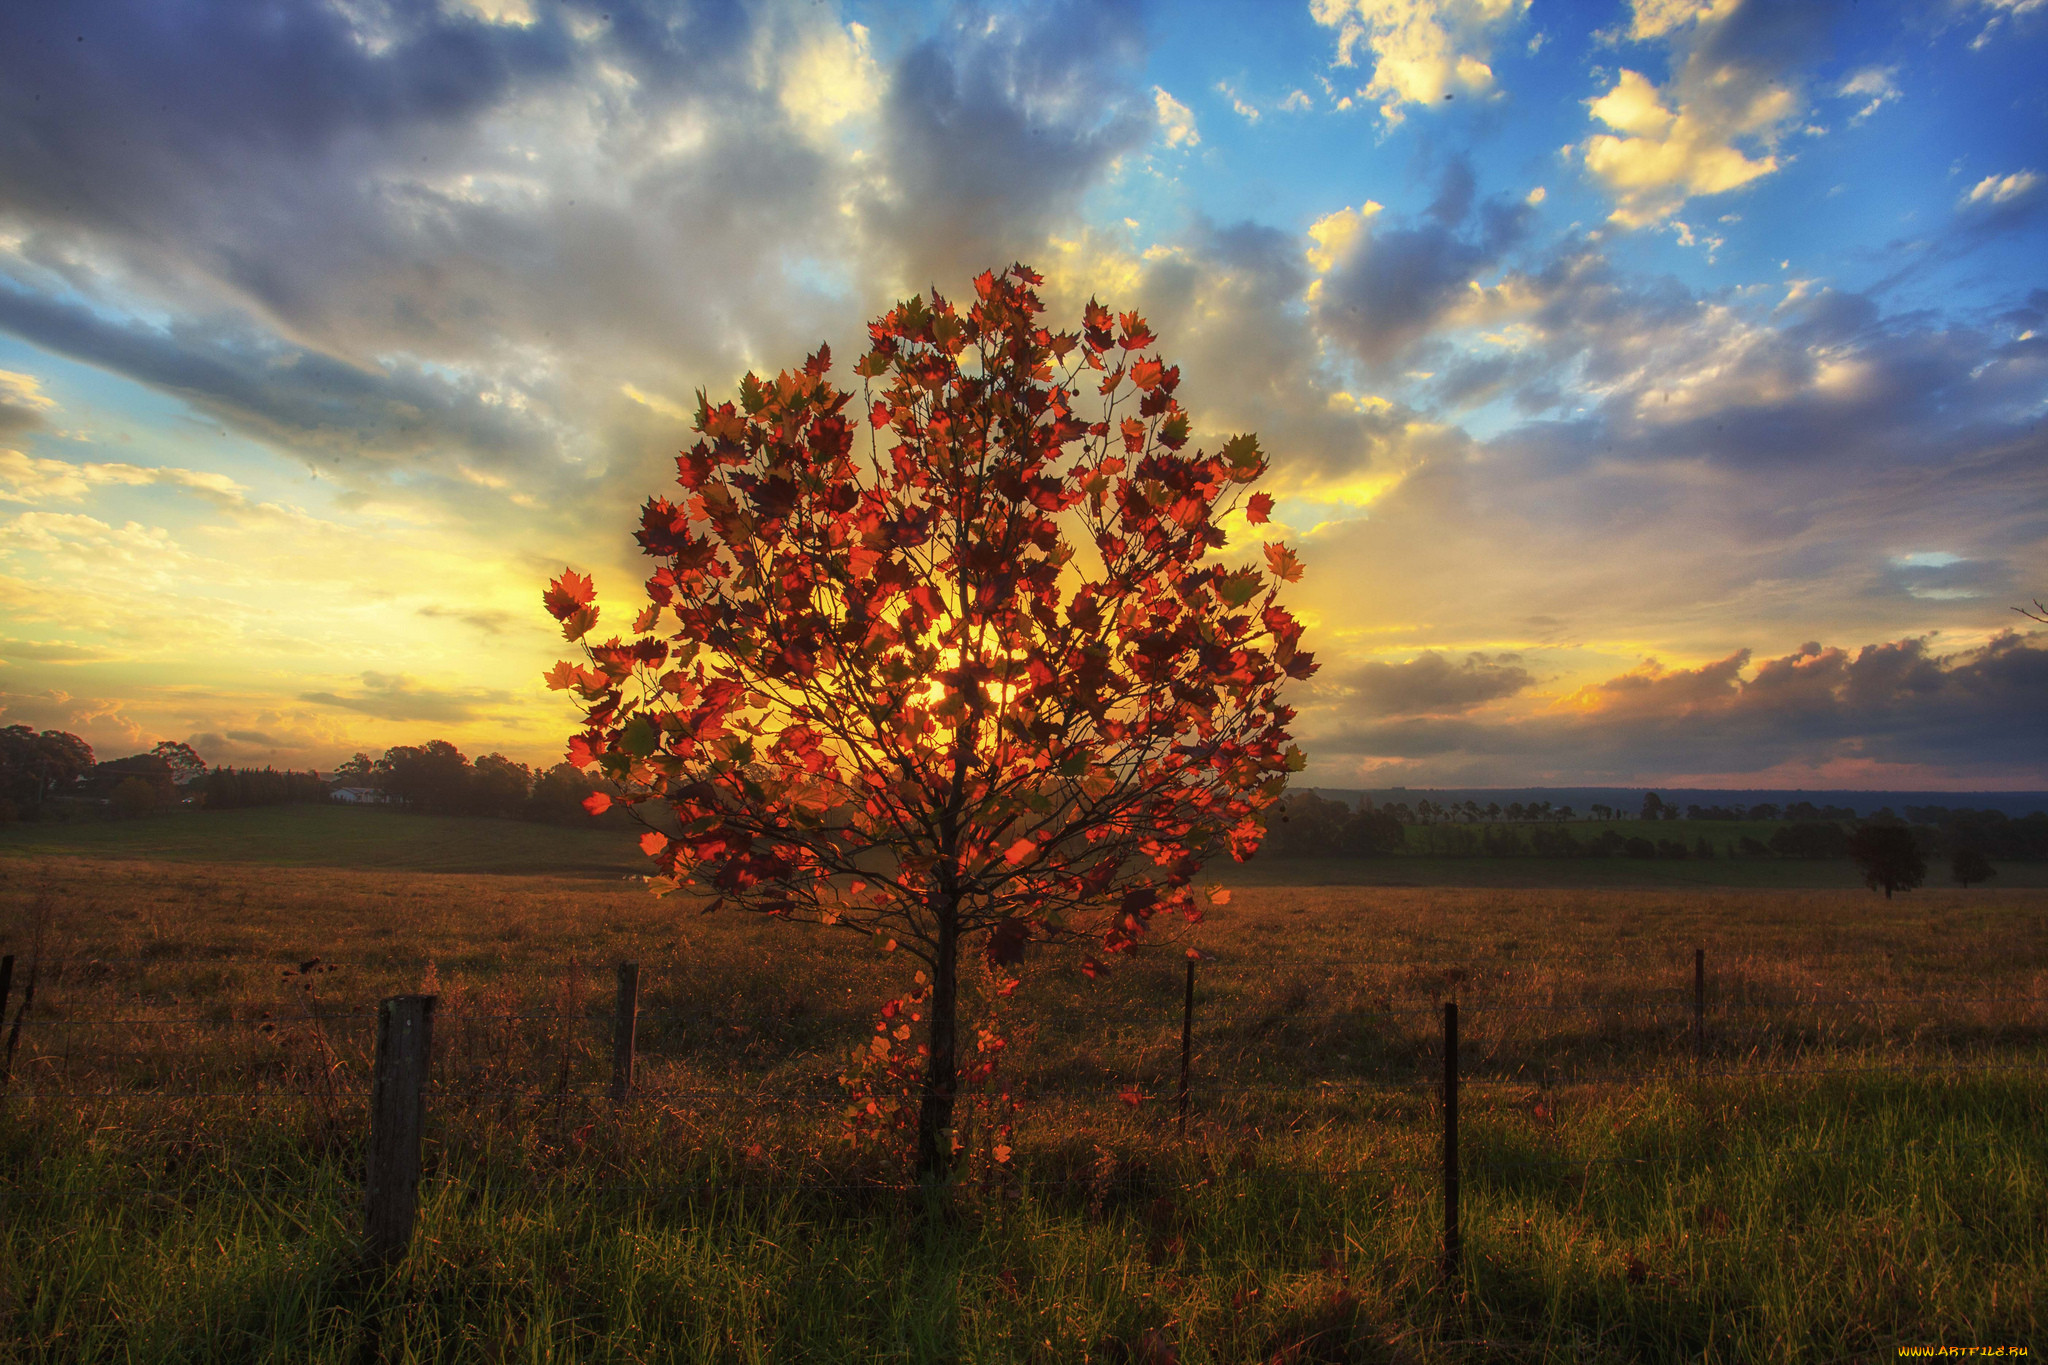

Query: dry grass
left=1, top=853, right=2044, bottom=1363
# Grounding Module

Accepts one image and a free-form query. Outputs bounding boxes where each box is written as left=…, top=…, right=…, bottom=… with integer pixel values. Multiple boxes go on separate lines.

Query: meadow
left=0, top=807, right=2043, bottom=1363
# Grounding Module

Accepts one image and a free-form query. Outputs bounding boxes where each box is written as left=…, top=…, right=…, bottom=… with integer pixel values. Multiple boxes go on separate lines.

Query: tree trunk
left=915, top=900, right=961, bottom=1179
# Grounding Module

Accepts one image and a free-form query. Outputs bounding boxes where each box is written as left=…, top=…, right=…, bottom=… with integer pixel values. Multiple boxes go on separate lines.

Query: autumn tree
left=1849, top=821, right=1926, bottom=899
left=546, top=265, right=1314, bottom=1176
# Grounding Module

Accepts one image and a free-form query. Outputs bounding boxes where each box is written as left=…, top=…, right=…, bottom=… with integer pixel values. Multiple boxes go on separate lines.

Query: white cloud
left=1311, top=0, right=1530, bottom=124
left=1154, top=86, right=1200, bottom=147
left=1961, top=170, right=2042, bottom=208
left=776, top=20, right=880, bottom=137
left=0, top=450, right=249, bottom=506
left=1582, top=68, right=1790, bottom=227
left=1836, top=66, right=1900, bottom=125
left=1216, top=81, right=1260, bottom=122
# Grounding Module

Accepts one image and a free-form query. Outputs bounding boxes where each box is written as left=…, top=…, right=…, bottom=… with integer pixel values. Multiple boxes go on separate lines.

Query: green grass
left=0, top=805, right=644, bottom=878
left=13, top=803, right=2036, bottom=889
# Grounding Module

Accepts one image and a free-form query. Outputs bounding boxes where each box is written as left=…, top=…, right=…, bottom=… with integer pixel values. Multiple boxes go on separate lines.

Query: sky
left=0, top=0, right=2042, bottom=790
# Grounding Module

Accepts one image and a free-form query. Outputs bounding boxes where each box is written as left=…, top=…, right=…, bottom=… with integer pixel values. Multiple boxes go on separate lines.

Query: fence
left=2, top=947, right=2044, bottom=1281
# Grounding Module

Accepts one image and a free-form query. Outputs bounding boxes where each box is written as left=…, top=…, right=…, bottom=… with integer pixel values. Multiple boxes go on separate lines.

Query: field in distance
left=8, top=801, right=2039, bottom=888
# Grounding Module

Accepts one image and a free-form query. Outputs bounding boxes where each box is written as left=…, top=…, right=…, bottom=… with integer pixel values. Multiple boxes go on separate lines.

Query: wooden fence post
left=0, top=954, right=12, bottom=1086
left=1692, top=947, right=1705, bottom=1070
left=2, top=951, right=33, bottom=1085
left=1441, top=999, right=1460, bottom=1286
left=1177, top=959, right=1196, bottom=1139
left=365, top=994, right=435, bottom=1263
left=611, top=962, right=640, bottom=1105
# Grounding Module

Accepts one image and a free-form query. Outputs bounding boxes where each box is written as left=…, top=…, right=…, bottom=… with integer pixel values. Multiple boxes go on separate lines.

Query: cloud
left=1311, top=0, right=1531, bottom=123
left=300, top=671, right=517, bottom=725
left=0, top=636, right=122, bottom=663
left=1836, top=65, right=1900, bottom=124
left=861, top=0, right=1150, bottom=289
left=1960, top=170, right=2042, bottom=210
left=0, top=369, right=56, bottom=438
left=1310, top=632, right=2048, bottom=785
left=1308, top=158, right=1534, bottom=368
left=0, top=449, right=249, bottom=506
left=416, top=604, right=520, bottom=635
left=1333, top=650, right=1535, bottom=715
left=1154, top=87, right=1199, bottom=146
left=1580, top=0, right=1834, bottom=227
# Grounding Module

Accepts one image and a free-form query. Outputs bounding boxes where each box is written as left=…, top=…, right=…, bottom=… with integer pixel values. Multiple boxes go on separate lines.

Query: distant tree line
left=329, top=741, right=620, bottom=826
left=201, top=767, right=331, bottom=809
left=1258, top=791, right=2046, bottom=866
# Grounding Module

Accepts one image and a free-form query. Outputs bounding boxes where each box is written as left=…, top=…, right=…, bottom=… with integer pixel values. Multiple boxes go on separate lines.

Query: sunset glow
left=0, top=0, right=2041, bottom=788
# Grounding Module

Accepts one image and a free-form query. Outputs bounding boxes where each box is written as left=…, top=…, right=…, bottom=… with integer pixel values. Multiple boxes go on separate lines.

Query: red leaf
left=583, top=792, right=612, bottom=815
left=1245, top=492, right=1274, bottom=525
left=543, top=569, right=595, bottom=620
left=1003, top=837, right=1037, bottom=866
left=639, top=831, right=667, bottom=857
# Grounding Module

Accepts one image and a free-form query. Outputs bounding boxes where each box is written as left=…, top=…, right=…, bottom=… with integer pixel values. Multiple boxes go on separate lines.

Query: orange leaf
left=583, top=792, right=612, bottom=815
left=1003, top=837, right=1036, bottom=866
left=543, top=569, right=595, bottom=619
left=639, top=831, right=667, bottom=857
left=1263, top=541, right=1303, bottom=583
left=1245, top=492, right=1274, bottom=525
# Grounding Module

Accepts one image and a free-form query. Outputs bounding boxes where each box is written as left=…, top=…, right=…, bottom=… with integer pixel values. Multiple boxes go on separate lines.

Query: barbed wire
left=2, top=1127, right=2040, bottom=1209
left=9, top=990, right=2047, bottom=1030
left=5, top=1056, right=2041, bottom=1104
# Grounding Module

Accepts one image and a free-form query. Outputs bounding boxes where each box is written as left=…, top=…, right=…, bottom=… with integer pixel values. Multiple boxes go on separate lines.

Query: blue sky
left=0, top=0, right=2042, bottom=787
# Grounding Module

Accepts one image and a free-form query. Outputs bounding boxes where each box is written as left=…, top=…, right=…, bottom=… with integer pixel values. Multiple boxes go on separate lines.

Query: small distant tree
left=1951, top=847, right=1995, bottom=888
left=1849, top=823, right=1926, bottom=899
left=546, top=265, right=1313, bottom=1176
left=1640, top=792, right=1664, bottom=821
left=332, top=752, right=376, bottom=785
left=151, top=740, right=207, bottom=782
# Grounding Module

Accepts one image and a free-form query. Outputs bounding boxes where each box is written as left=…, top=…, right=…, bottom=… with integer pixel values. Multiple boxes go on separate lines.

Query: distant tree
left=376, top=741, right=472, bottom=811
left=0, top=725, right=94, bottom=813
left=1484, top=802, right=1500, bottom=822
left=527, top=762, right=604, bottom=823
left=471, top=753, right=533, bottom=818
left=150, top=740, right=207, bottom=781
left=1950, top=847, right=1995, bottom=888
left=1849, top=823, right=1926, bottom=899
left=1640, top=792, right=1665, bottom=821
left=91, top=753, right=178, bottom=803
left=332, top=752, right=376, bottom=785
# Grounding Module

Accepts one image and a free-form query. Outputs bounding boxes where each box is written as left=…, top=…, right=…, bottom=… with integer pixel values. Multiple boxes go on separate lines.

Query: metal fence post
left=1178, top=959, right=1196, bottom=1139
left=365, top=993, right=435, bottom=1263
left=1442, top=999, right=1460, bottom=1285
left=611, top=962, right=640, bottom=1104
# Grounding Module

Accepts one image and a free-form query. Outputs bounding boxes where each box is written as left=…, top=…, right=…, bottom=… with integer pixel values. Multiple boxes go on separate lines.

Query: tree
left=332, top=752, right=376, bottom=785
left=1640, top=792, right=1664, bottom=821
left=376, top=741, right=472, bottom=811
left=547, top=265, right=1313, bottom=1176
left=0, top=725, right=94, bottom=813
left=1849, top=822, right=1925, bottom=899
left=1950, top=847, right=1995, bottom=888
left=471, top=752, right=533, bottom=817
left=151, top=740, right=207, bottom=781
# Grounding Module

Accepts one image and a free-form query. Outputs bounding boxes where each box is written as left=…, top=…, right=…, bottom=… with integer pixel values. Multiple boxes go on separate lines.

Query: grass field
left=0, top=812, right=2044, bottom=1362
left=9, top=802, right=2040, bottom=888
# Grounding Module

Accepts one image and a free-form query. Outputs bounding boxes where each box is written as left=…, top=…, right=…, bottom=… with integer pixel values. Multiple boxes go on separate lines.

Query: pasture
left=0, top=811, right=2043, bottom=1362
